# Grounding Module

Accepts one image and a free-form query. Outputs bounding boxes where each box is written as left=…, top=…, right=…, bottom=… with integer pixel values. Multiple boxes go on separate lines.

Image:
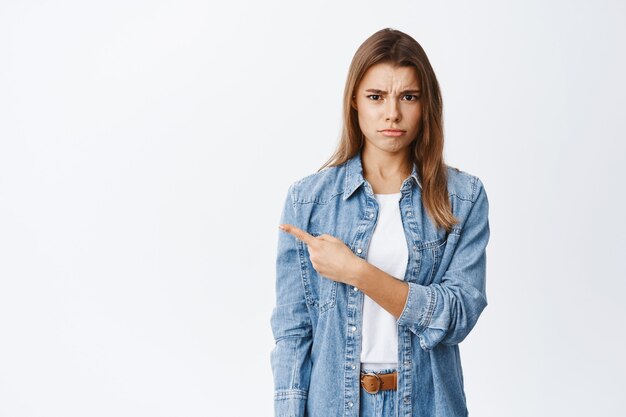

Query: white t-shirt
left=359, top=192, right=408, bottom=371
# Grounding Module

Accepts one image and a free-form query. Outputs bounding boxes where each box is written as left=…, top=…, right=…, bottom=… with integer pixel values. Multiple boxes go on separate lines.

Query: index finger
left=279, top=224, right=316, bottom=245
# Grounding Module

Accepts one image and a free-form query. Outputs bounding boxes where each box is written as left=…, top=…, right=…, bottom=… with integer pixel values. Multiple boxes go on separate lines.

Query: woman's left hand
left=279, top=224, right=363, bottom=285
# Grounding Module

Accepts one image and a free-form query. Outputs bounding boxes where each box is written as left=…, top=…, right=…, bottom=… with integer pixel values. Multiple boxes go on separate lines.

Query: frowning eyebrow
left=365, top=89, right=421, bottom=94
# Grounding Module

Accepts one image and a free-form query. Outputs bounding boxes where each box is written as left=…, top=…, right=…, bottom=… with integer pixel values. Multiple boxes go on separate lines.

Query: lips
left=379, top=129, right=406, bottom=137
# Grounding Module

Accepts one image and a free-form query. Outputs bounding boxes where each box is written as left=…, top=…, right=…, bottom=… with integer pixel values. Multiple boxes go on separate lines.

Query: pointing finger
left=279, top=224, right=316, bottom=245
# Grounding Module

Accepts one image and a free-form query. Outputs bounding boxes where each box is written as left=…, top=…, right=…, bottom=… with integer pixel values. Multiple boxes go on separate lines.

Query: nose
left=385, top=99, right=400, bottom=122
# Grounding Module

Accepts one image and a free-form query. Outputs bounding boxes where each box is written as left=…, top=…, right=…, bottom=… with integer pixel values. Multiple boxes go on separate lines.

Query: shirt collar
left=342, top=151, right=422, bottom=201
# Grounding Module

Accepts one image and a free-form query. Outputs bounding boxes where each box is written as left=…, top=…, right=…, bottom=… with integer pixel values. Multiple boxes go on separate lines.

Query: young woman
left=270, top=28, right=490, bottom=417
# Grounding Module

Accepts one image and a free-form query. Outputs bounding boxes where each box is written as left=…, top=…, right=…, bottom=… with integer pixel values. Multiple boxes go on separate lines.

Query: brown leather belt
left=360, top=371, right=397, bottom=394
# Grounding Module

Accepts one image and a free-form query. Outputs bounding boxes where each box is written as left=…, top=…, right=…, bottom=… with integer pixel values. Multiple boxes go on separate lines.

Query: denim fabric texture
left=270, top=151, right=490, bottom=417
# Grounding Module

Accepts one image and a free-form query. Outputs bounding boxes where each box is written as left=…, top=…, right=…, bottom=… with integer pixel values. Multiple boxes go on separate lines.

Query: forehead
left=358, top=62, right=420, bottom=89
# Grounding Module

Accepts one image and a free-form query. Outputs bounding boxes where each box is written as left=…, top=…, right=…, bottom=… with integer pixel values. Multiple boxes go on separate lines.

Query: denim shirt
left=270, top=151, right=490, bottom=417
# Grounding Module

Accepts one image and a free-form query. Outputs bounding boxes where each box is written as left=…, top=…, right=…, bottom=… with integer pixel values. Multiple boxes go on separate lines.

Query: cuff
left=396, top=283, right=437, bottom=334
left=274, top=389, right=307, bottom=417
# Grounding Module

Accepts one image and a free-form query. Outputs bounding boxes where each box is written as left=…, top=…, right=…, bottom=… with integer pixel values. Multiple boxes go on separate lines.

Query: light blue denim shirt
left=270, top=151, right=490, bottom=417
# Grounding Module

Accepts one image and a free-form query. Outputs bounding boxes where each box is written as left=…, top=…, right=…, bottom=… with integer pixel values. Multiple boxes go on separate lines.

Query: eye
left=366, top=94, right=382, bottom=101
left=402, top=94, right=421, bottom=101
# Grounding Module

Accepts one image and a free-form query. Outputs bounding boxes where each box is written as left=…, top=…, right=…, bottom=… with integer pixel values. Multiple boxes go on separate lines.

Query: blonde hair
left=318, top=27, right=459, bottom=232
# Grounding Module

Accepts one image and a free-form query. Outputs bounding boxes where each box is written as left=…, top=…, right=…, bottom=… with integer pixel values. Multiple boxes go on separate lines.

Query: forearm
left=350, top=258, right=409, bottom=320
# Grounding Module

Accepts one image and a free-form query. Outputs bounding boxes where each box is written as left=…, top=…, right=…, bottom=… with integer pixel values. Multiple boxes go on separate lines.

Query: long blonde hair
left=318, top=27, right=459, bottom=232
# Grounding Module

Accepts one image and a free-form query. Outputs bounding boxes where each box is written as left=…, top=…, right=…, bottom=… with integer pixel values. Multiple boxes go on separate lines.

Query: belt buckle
left=360, top=371, right=383, bottom=394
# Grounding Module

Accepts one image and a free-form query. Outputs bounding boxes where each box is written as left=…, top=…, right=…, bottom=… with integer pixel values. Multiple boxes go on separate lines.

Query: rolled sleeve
left=397, top=284, right=437, bottom=336
left=397, top=177, right=490, bottom=351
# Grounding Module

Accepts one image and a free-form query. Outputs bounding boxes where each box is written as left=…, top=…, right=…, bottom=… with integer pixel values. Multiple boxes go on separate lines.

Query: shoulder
left=287, top=163, right=346, bottom=204
left=285, top=162, right=485, bottom=204
left=445, top=164, right=486, bottom=203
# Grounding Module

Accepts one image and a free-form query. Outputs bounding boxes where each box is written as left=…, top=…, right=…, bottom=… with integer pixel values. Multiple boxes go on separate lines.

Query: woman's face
left=352, top=62, right=423, bottom=155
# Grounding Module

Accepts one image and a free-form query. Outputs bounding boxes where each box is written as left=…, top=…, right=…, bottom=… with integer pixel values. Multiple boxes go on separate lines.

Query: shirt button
left=357, top=248, right=362, bottom=254
left=351, top=364, right=356, bottom=370
left=353, top=286, right=358, bottom=291
left=351, top=326, right=357, bottom=332
left=368, top=213, right=374, bottom=219
left=406, top=211, right=412, bottom=216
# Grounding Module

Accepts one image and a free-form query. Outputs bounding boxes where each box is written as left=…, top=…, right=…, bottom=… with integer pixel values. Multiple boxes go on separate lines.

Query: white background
left=1, top=1, right=625, bottom=416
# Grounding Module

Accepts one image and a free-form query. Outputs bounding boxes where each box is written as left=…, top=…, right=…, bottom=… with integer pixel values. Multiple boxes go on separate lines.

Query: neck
left=361, top=146, right=412, bottom=180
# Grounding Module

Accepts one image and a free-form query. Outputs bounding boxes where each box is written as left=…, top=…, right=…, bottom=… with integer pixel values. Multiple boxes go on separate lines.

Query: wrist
left=348, top=256, right=368, bottom=287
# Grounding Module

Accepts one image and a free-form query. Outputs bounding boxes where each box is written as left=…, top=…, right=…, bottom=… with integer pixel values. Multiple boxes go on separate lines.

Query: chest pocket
left=296, top=230, right=338, bottom=313
left=421, top=237, right=447, bottom=286
left=420, top=229, right=461, bottom=286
